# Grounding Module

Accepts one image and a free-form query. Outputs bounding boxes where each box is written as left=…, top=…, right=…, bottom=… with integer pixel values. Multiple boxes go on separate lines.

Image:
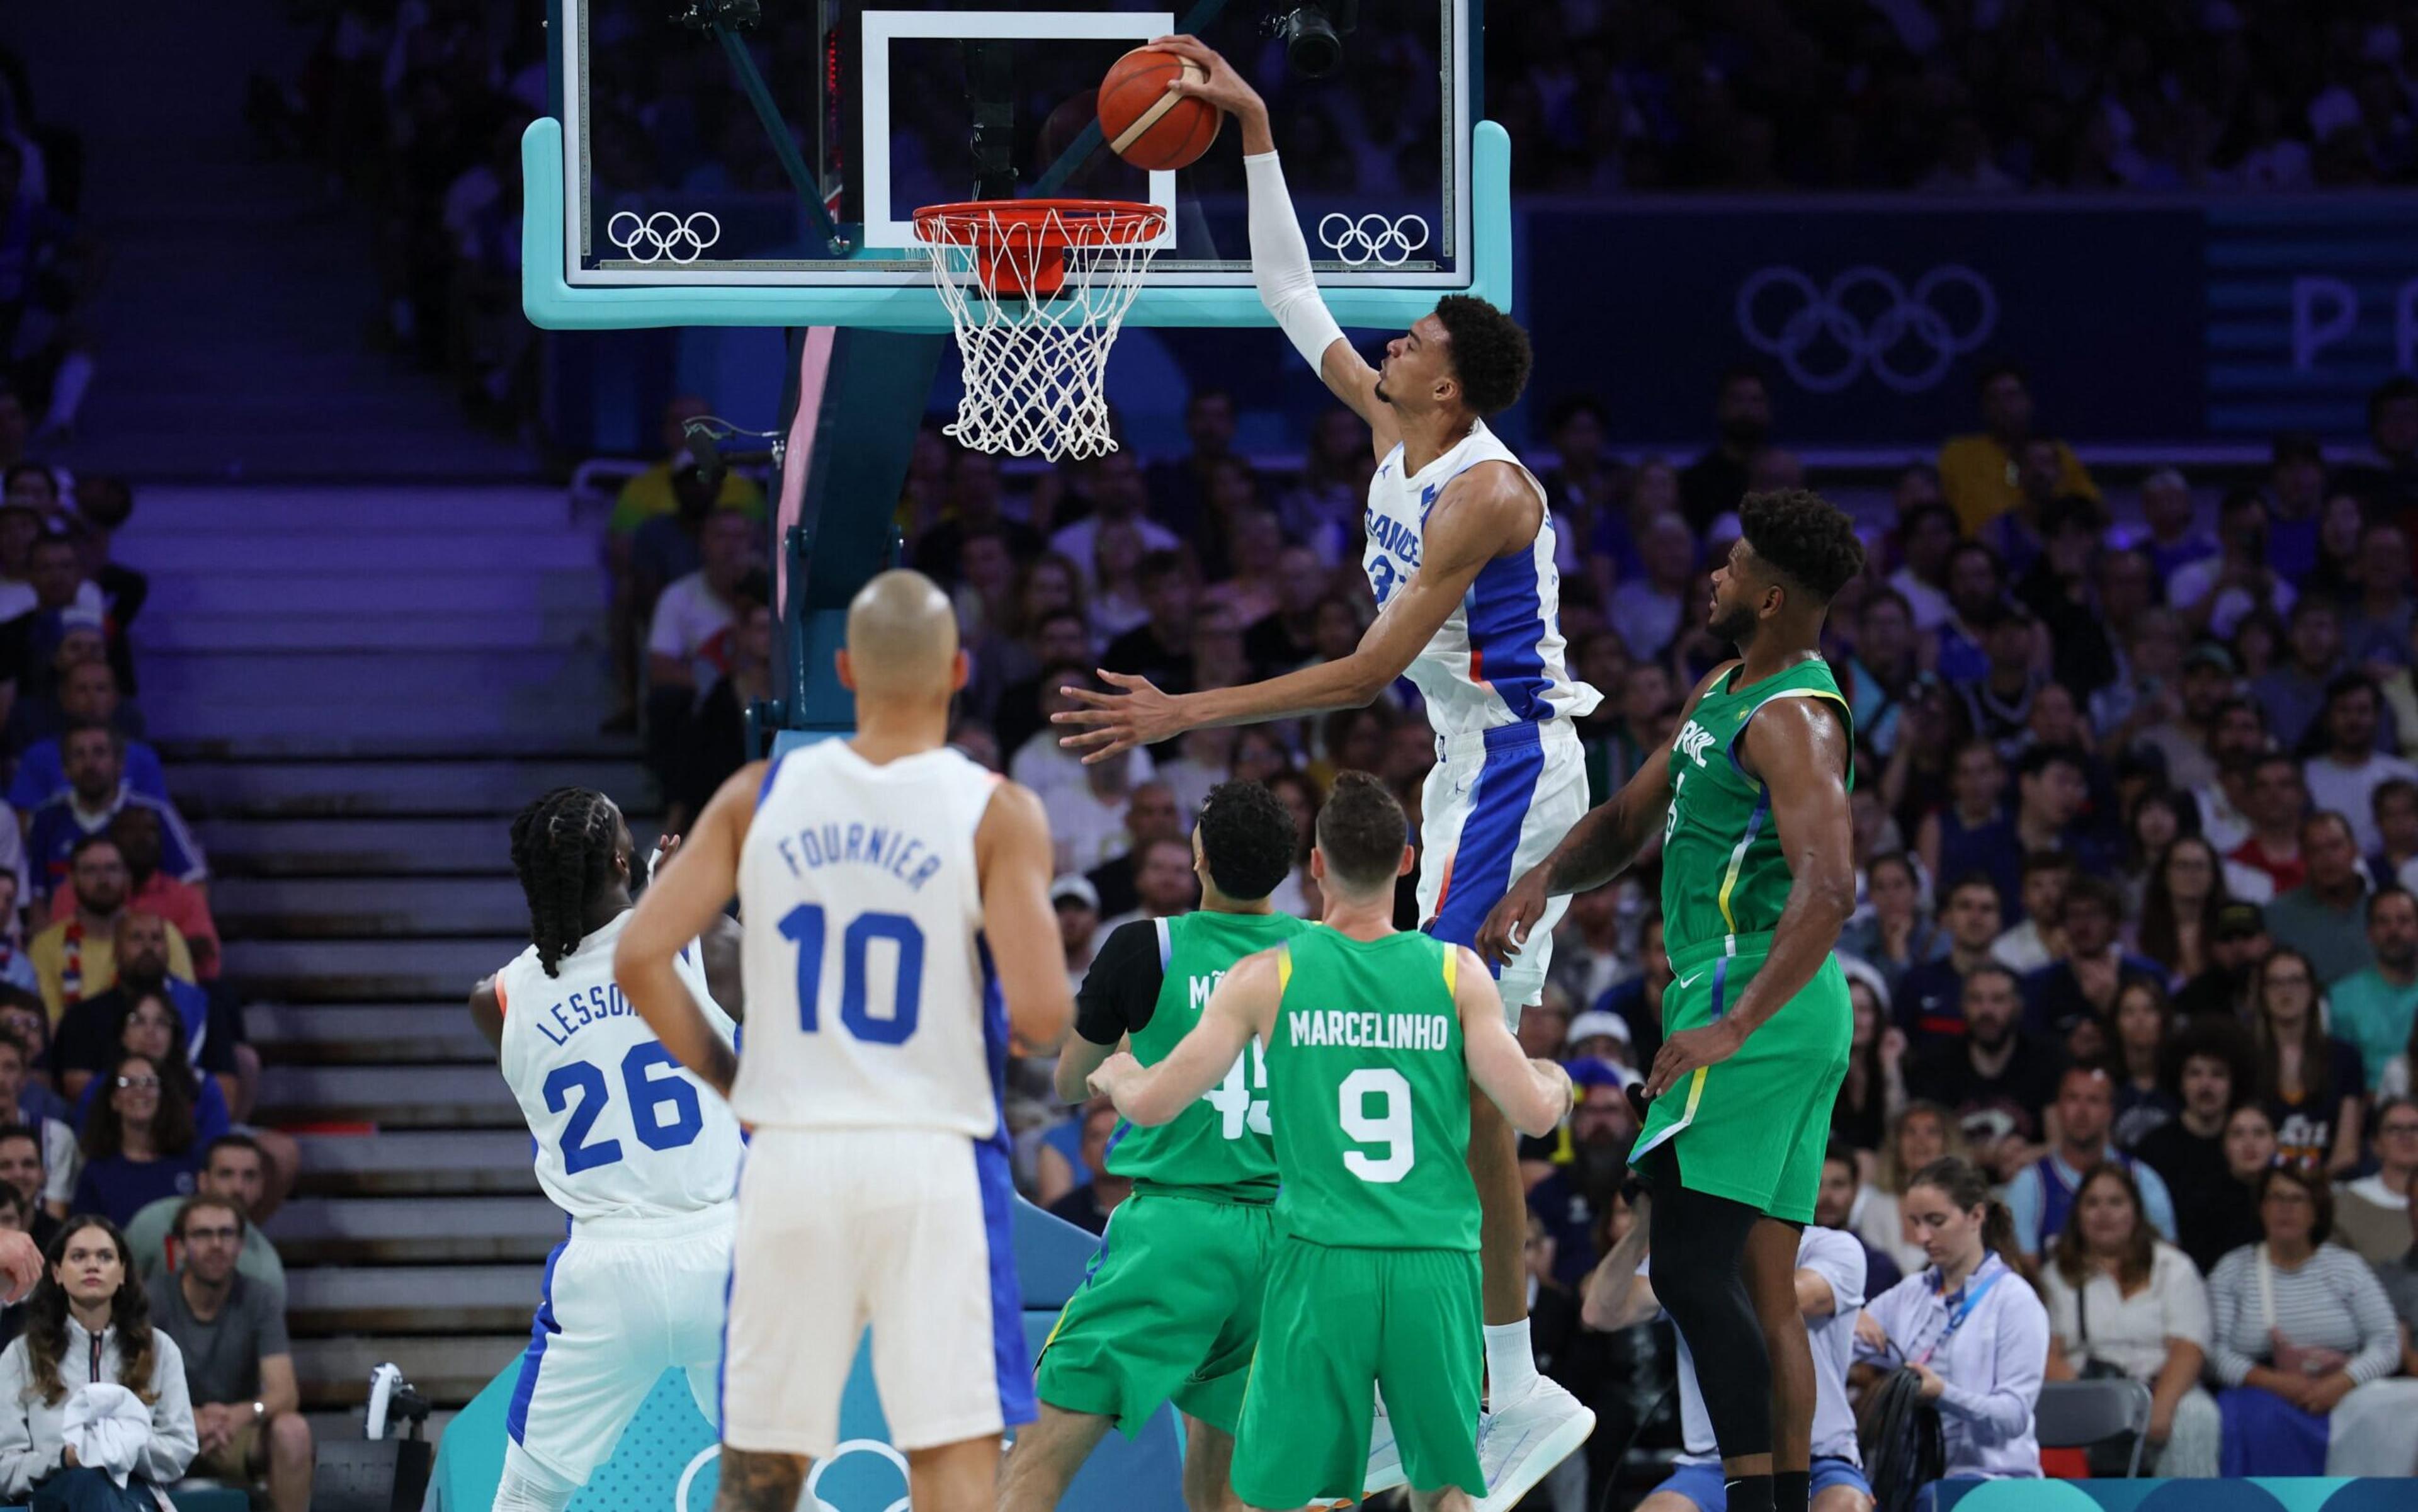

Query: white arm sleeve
left=1244, top=151, right=1347, bottom=369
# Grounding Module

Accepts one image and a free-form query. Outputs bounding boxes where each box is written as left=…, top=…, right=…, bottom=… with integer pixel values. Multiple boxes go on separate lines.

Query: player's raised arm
left=1087, top=946, right=1273, bottom=1126
left=1152, top=38, right=1392, bottom=438
left=614, top=762, right=759, bottom=1098
left=977, top=780, right=1076, bottom=1052
left=1475, top=662, right=1736, bottom=966
left=1453, top=945, right=1574, bottom=1139
left=1057, top=463, right=1530, bottom=761
left=467, top=976, right=503, bottom=1054
left=1644, top=695, right=1856, bottom=1098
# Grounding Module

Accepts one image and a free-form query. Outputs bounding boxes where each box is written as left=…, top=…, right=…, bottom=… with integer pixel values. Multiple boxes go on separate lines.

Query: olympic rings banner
left=1521, top=194, right=2418, bottom=450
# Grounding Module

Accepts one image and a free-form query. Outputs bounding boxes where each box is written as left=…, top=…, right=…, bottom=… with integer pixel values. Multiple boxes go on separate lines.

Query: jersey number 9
left=1339, top=1067, right=1414, bottom=1183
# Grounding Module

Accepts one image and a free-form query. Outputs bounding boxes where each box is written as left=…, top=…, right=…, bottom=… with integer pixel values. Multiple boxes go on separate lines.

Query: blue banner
left=1521, top=195, right=2418, bottom=451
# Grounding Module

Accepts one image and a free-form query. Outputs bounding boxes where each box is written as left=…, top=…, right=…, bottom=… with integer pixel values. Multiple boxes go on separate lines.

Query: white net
left=914, top=202, right=1166, bottom=461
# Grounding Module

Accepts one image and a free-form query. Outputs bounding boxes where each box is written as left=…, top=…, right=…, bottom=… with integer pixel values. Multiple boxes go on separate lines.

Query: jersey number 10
left=780, top=904, right=927, bottom=1042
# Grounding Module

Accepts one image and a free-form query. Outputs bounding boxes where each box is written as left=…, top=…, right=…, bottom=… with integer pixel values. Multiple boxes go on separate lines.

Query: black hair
left=2366, top=884, right=2415, bottom=924
left=1718, top=361, right=1769, bottom=394
left=1973, top=359, right=2029, bottom=399
left=1859, top=584, right=1914, bottom=624
left=1962, top=961, right=2022, bottom=999
left=202, top=1132, right=265, bottom=1169
left=2370, top=374, right=2418, bottom=434
left=509, top=787, right=625, bottom=977
left=2272, top=431, right=2325, bottom=468
left=1545, top=393, right=1608, bottom=434
left=1430, top=295, right=1533, bottom=416
left=1314, top=771, right=1410, bottom=893
left=1737, top=489, right=1863, bottom=601
left=1943, top=869, right=2004, bottom=906
left=1821, top=1139, right=1860, bottom=1176
left=2060, top=872, right=2124, bottom=923
left=1195, top=781, right=1297, bottom=903
left=1136, top=549, right=1194, bottom=589
left=173, top=1193, right=247, bottom=1244
left=65, top=832, right=120, bottom=868
left=2018, top=848, right=2077, bottom=879
left=1899, top=501, right=1958, bottom=538
left=2016, top=742, right=2084, bottom=783
left=2218, top=484, right=2269, bottom=521
left=2039, top=493, right=2104, bottom=538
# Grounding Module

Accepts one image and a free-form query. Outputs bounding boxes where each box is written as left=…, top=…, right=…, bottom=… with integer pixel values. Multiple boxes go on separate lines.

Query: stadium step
left=257, top=1064, right=517, bottom=1128
left=196, top=817, right=511, bottom=877
left=288, top=1265, right=539, bottom=1334
left=139, top=649, right=612, bottom=712
left=264, top=1197, right=564, bottom=1266
left=133, top=487, right=571, bottom=536
left=143, top=569, right=601, bottom=620
left=139, top=610, right=601, bottom=655
left=119, top=528, right=596, bottom=576
left=247, top=1003, right=495, bottom=1065
left=224, top=938, right=523, bottom=1002
left=214, top=877, right=530, bottom=938
left=293, top=1131, right=536, bottom=1198
left=292, top=1336, right=528, bottom=1410
left=174, top=759, right=654, bottom=820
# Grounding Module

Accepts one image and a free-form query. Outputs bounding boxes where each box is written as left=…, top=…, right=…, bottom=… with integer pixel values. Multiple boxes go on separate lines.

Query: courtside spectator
left=0, top=873, right=33, bottom=995
left=1094, top=838, right=1198, bottom=935
left=2020, top=877, right=2162, bottom=1038
left=1939, top=363, right=2097, bottom=536
left=2251, top=948, right=2366, bottom=1174
left=2330, top=887, right=2418, bottom=1091
left=42, top=809, right=220, bottom=982
left=2266, top=816, right=2374, bottom=989
left=1907, top=965, right=2064, bottom=1183
left=28, top=838, right=195, bottom=1020
left=0, top=1031, right=69, bottom=1220
left=64, top=991, right=232, bottom=1149
left=49, top=912, right=218, bottom=1101
left=0, top=1130, right=57, bottom=1252
left=23, top=727, right=205, bottom=906
left=2332, top=1098, right=2418, bottom=1267
left=1043, top=1100, right=1128, bottom=1237
left=2004, top=1067, right=2177, bottom=1260
left=1815, top=1142, right=1904, bottom=1295
left=1084, top=782, right=1182, bottom=921
left=2303, top=678, right=2417, bottom=855
left=1993, top=852, right=2076, bottom=974
left=1895, top=874, right=2004, bottom=1051
left=2173, top=488, right=2296, bottom=642
left=2206, top=1164, right=2418, bottom=1477
left=2040, top=1164, right=2219, bottom=1477
left=0, top=1216, right=197, bottom=1506
left=123, top=1136, right=283, bottom=1297
left=2255, top=600, right=2349, bottom=754
left=145, top=1196, right=310, bottom=1512
left=70, top=1053, right=200, bottom=1228
left=2138, top=1030, right=2258, bottom=1273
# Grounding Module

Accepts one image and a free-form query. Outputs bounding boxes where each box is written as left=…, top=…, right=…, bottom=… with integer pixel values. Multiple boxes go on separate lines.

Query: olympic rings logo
left=676, top=1440, right=911, bottom=1512
left=1734, top=265, right=1999, bottom=394
left=1318, top=212, right=1431, bottom=268
left=606, top=210, right=723, bottom=264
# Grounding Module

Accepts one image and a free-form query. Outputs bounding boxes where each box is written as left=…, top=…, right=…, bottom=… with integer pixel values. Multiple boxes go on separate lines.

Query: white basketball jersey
left=732, top=740, right=1004, bottom=1137
left=1360, top=419, right=1601, bottom=737
left=496, top=912, right=744, bottom=1223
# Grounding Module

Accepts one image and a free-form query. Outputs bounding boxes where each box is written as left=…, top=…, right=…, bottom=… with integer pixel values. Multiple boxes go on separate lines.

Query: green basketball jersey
left=1660, top=659, right=1855, bottom=957
left=1106, top=910, right=1311, bottom=1200
left=1263, top=929, right=1479, bottom=1251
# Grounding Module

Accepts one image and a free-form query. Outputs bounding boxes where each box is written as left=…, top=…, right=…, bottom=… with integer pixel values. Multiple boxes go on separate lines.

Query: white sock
left=493, top=1445, right=578, bottom=1512
left=1484, top=1319, right=1538, bottom=1410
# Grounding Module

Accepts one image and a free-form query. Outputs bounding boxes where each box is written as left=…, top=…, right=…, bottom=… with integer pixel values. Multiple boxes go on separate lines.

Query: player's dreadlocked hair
left=1739, top=488, right=1865, bottom=603
left=510, top=787, right=623, bottom=977
left=1195, top=780, right=1297, bottom=903
left=1431, top=296, right=1533, bottom=416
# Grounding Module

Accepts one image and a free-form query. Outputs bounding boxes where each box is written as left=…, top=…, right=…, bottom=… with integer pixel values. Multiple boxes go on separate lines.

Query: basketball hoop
left=912, top=199, right=1167, bottom=461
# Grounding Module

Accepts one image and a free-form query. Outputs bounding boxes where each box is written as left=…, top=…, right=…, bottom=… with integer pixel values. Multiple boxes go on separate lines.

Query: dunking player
left=999, top=780, right=1306, bottom=1512
left=472, top=790, right=744, bottom=1512
left=1089, top=774, right=1577, bottom=1512
left=617, top=570, right=1074, bottom=1512
left=1479, top=490, right=1866, bottom=1512
left=1055, top=36, right=1598, bottom=1503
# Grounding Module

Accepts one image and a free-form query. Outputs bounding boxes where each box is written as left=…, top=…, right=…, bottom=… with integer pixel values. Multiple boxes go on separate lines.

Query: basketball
left=1098, top=47, right=1220, bottom=171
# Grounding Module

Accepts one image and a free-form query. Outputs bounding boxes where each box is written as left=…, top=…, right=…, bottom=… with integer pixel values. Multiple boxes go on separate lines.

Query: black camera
left=1266, top=0, right=1358, bottom=77
left=671, top=0, right=759, bottom=33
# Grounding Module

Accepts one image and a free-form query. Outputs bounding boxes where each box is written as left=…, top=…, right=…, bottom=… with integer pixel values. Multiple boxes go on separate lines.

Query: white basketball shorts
left=1419, top=718, right=1591, bottom=1023
left=718, top=1125, right=1032, bottom=1459
left=505, top=1203, right=735, bottom=1484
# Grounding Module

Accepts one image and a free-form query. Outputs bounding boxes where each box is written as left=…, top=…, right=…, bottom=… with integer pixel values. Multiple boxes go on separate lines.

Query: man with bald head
left=619, top=568, right=1074, bottom=1512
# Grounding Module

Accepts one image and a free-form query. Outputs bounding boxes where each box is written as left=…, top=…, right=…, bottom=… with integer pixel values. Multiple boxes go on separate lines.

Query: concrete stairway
left=116, top=485, right=651, bottom=1436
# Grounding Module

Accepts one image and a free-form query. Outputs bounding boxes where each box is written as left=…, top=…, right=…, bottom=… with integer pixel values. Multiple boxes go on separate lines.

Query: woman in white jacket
left=0, top=1216, right=194, bottom=1509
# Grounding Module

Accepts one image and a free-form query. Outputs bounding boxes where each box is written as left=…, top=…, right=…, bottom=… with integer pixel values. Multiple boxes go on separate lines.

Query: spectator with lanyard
left=1853, top=1156, right=2047, bottom=1481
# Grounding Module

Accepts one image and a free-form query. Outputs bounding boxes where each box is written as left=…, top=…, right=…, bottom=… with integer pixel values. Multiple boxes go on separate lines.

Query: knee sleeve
left=494, top=1443, right=579, bottom=1512
left=1648, top=1172, right=1773, bottom=1462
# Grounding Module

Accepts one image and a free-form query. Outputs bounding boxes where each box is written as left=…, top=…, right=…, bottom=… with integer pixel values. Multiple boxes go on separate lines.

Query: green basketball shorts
left=1230, top=1237, right=1484, bottom=1508
left=1033, top=1190, right=1274, bottom=1436
left=1628, top=933, right=1853, bottom=1225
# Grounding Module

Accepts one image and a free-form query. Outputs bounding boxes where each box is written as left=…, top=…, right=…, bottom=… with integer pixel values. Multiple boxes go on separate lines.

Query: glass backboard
left=523, top=0, right=1506, bottom=331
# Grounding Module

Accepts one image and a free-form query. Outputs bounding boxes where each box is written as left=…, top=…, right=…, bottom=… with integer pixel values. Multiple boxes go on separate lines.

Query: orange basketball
left=1098, top=47, right=1220, bottom=171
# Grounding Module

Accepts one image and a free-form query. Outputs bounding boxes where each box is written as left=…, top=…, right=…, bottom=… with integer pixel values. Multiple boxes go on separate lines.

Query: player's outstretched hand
left=1475, top=865, right=1549, bottom=968
left=1643, top=1018, right=1745, bottom=1099
left=1149, top=35, right=1267, bottom=120
left=1054, top=671, right=1186, bottom=765
left=0, top=1230, right=35, bottom=1304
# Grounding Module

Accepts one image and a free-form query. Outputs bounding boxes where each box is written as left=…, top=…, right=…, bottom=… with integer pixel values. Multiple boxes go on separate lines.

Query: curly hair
left=1314, top=771, right=1409, bottom=893
left=1739, top=488, right=1865, bottom=602
left=1195, top=781, right=1297, bottom=903
left=23, top=1217, right=160, bottom=1406
left=1431, top=296, right=1533, bottom=416
left=510, top=787, right=624, bottom=976
left=82, top=1052, right=196, bottom=1162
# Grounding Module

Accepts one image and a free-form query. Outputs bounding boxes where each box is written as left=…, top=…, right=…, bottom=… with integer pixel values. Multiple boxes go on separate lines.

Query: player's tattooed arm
left=1056, top=465, right=1530, bottom=761
left=1089, top=950, right=1273, bottom=1124
left=1645, top=695, right=1854, bottom=1098
left=1477, top=663, right=1735, bottom=966
left=615, top=763, right=762, bottom=1099
left=712, top=1448, right=807, bottom=1512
